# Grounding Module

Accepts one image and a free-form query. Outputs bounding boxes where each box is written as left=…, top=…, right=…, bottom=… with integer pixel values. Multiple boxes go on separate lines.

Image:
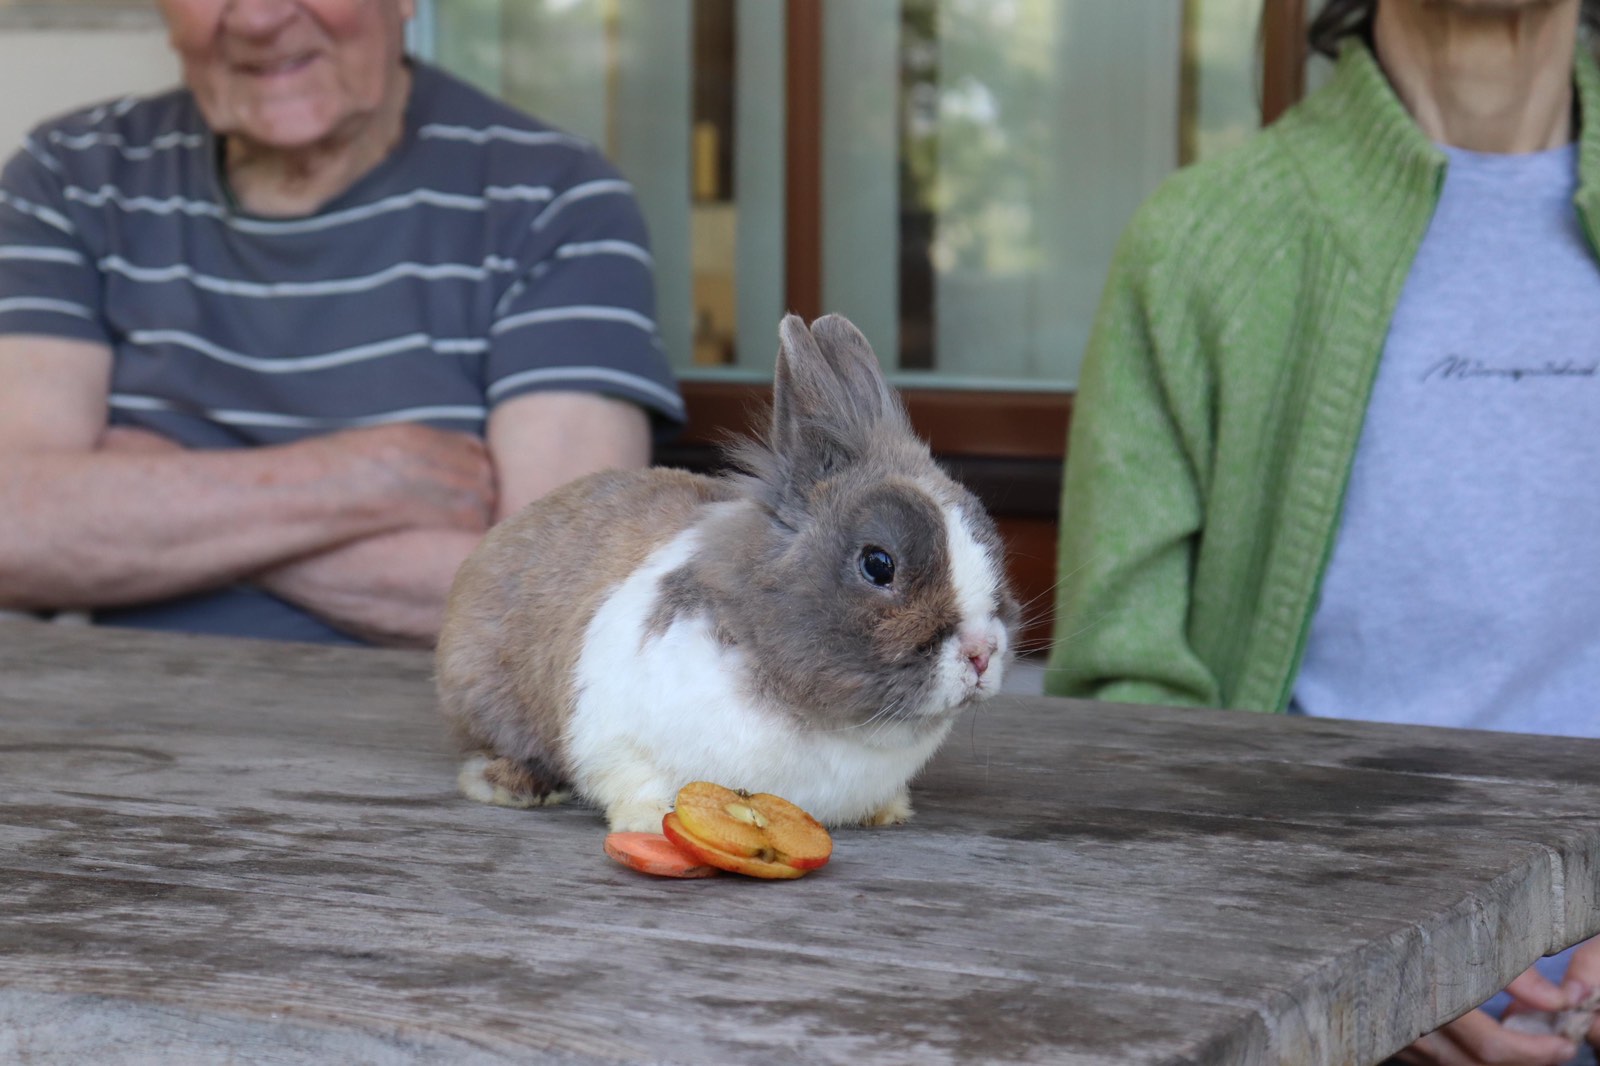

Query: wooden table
left=1, top=624, right=1596, bottom=1065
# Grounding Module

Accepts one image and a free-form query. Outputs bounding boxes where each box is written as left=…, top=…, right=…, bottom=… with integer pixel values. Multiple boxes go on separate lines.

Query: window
left=413, top=0, right=1308, bottom=647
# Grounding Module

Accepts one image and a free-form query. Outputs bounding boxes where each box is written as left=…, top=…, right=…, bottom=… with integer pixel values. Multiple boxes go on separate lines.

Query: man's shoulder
left=27, top=87, right=201, bottom=156
left=14, top=86, right=203, bottom=192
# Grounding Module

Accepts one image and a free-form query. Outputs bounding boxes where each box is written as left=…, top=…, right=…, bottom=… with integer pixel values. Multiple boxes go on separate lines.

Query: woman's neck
left=223, top=65, right=412, bottom=218
left=1373, top=0, right=1579, bottom=153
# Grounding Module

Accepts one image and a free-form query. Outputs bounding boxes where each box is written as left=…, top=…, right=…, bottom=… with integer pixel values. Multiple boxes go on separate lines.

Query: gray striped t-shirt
left=0, top=61, right=684, bottom=642
left=0, top=60, right=684, bottom=443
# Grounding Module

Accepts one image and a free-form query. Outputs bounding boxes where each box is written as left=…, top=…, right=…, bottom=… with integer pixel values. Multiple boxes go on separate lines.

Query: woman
left=1047, top=1, right=1600, bottom=1062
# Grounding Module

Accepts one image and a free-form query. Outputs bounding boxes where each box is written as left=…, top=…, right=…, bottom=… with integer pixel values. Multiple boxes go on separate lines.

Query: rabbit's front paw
left=860, top=789, right=913, bottom=827
left=606, top=798, right=675, bottom=834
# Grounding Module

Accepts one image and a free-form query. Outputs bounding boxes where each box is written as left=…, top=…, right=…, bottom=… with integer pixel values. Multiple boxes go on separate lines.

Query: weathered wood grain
left=1, top=623, right=1597, bottom=1065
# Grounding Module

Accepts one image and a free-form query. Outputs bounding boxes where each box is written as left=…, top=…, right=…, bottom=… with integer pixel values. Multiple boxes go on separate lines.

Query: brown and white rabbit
left=435, top=313, right=1019, bottom=832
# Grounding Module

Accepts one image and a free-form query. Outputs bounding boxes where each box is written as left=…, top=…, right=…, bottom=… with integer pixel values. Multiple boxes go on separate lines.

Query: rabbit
left=434, top=313, right=1020, bottom=833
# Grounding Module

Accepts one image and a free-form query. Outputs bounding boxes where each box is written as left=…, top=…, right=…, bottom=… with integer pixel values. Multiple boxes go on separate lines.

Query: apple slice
left=662, top=813, right=810, bottom=879
left=662, top=781, right=833, bottom=879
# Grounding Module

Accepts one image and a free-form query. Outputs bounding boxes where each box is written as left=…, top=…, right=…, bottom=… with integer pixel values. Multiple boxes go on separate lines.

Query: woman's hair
left=1309, top=0, right=1600, bottom=59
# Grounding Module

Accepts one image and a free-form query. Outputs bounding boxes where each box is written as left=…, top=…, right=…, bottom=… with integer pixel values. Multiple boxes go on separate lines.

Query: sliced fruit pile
left=604, top=781, right=833, bottom=880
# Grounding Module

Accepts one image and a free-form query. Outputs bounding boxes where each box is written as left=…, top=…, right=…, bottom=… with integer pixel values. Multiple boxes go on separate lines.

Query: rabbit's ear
left=771, top=313, right=907, bottom=478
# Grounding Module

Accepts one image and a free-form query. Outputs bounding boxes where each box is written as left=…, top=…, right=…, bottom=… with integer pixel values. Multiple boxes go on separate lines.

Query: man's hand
left=249, top=425, right=497, bottom=647
left=91, top=421, right=497, bottom=646
left=1393, top=964, right=1585, bottom=1066
left=306, top=423, right=497, bottom=538
left=253, top=393, right=649, bottom=646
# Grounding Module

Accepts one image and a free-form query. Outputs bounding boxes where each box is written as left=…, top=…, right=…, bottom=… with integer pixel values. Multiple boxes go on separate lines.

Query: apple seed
left=724, top=802, right=770, bottom=829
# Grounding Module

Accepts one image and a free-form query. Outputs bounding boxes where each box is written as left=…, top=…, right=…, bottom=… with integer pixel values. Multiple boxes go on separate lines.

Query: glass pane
left=1187, top=0, right=1264, bottom=161
left=420, top=0, right=1264, bottom=390
left=826, top=0, right=1262, bottom=390
left=425, top=0, right=779, bottom=381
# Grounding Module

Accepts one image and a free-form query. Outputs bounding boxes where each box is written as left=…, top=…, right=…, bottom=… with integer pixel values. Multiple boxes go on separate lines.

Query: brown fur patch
left=872, top=586, right=960, bottom=662
left=480, top=756, right=560, bottom=800
left=435, top=468, right=737, bottom=779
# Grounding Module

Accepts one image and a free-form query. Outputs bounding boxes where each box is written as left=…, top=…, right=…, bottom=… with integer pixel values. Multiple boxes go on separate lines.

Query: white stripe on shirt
left=22, top=137, right=64, bottom=175
left=0, top=296, right=94, bottom=319
left=80, top=97, right=139, bottom=125
left=63, top=186, right=225, bottom=220
left=492, top=304, right=655, bottom=338
left=486, top=365, right=684, bottom=415
left=109, top=393, right=487, bottom=429
left=555, top=239, right=653, bottom=267
left=64, top=184, right=554, bottom=235
left=0, top=191, right=75, bottom=235
left=48, top=129, right=206, bottom=159
left=0, top=246, right=86, bottom=265
left=128, top=328, right=489, bottom=372
left=418, top=123, right=591, bottom=150
left=100, top=255, right=521, bottom=298
left=533, top=179, right=634, bottom=232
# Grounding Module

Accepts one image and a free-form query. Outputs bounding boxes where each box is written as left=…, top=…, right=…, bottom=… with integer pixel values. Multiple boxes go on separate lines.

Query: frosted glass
left=1191, top=0, right=1262, bottom=161
left=820, top=2, right=901, bottom=369
left=921, top=1, right=1181, bottom=385
left=609, top=2, right=693, bottom=369
left=732, top=0, right=787, bottom=375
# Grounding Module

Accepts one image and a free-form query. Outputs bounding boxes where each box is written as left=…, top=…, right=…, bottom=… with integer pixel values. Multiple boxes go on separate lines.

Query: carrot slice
left=603, top=831, right=720, bottom=879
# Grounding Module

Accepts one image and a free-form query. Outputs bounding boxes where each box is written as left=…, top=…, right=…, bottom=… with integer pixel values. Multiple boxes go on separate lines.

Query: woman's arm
left=1043, top=225, right=1222, bottom=707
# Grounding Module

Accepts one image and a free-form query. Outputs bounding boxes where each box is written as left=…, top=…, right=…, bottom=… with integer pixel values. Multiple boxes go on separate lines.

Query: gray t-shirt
left=0, top=62, right=684, bottom=643
left=1293, top=143, right=1600, bottom=739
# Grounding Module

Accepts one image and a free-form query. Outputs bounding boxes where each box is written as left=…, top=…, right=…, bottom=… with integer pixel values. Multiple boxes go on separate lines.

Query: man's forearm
left=0, top=437, right=478, bottom=611
left=253, top=529, right=482, bottom=648
left=0, top=449, right=389, bottom=609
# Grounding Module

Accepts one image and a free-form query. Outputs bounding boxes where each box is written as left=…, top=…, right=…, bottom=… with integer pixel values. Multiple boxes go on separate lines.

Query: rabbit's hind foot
left=458, top=753, right=572, bottom=809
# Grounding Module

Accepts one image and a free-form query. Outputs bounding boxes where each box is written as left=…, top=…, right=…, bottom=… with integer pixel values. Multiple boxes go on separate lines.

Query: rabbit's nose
left=960, top=634, right=995, bottom=678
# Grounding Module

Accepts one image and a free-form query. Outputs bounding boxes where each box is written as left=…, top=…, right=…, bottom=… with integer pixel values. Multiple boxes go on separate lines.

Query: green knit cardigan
left=1043, top=40, right=1600, bottom=712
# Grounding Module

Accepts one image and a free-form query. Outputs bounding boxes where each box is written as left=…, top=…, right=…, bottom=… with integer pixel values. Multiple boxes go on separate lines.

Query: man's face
left=158, top=0, right=414, bottom=150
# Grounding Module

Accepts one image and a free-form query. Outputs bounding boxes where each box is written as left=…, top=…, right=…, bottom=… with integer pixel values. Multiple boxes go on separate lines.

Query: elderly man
left=0, top=0, right=682, bottom=647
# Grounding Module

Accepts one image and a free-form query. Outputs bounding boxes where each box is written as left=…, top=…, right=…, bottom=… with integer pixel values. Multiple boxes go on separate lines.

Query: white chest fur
left=567, top=527, right=950, bottom=831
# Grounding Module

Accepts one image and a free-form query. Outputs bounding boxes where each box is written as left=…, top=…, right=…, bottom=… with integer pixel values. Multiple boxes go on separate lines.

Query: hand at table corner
left=1563, top=936, right=1599, bottom=1049
left=1393, top=966, right=1583, bottom=1066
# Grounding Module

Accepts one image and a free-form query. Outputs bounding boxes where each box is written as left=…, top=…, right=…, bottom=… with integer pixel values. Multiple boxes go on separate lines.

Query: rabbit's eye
left=859, top=546, right=896, bottom=587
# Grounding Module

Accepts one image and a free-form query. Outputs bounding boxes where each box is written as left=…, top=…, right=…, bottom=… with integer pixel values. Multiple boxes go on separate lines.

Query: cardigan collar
left=1277, top=38, right=1600, bottom=272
